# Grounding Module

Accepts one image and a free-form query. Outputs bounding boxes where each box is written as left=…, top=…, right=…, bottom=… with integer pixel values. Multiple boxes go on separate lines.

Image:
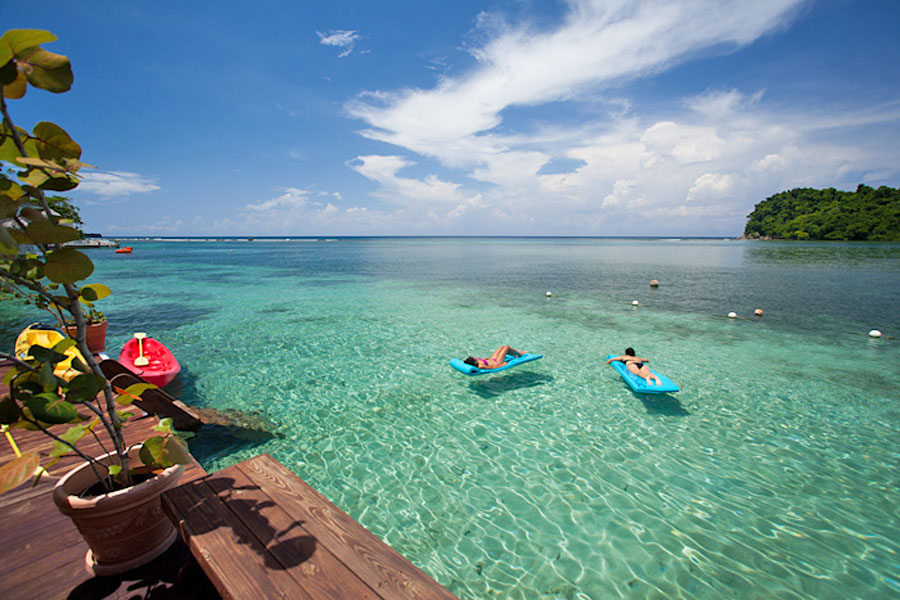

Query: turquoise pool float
left=449, top=353, right=542, bottom=375
left=607, top=354, right=679, bottom=393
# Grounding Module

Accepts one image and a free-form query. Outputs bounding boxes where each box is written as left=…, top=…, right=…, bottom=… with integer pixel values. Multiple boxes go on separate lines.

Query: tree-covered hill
left=744, top=185, right=900, bottom=241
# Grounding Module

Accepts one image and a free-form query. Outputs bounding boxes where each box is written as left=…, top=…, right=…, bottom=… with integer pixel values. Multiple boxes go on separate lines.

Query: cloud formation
left=329, top=0, right=900, bottom=235
left=77, top=171, right=160, bottom=200
left=317, top=29, right=361, bottom=58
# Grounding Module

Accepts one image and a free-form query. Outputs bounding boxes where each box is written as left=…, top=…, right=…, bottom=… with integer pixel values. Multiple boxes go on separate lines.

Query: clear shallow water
left=2, top=238, right=899, bottom=599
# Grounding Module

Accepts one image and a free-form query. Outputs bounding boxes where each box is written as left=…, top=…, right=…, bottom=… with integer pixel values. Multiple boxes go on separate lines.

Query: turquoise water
left=3, top=238, right=899, bottom=599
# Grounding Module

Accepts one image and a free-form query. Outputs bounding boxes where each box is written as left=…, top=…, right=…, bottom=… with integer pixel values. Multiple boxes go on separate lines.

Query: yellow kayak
left=14, top=323, right=87, bottom=381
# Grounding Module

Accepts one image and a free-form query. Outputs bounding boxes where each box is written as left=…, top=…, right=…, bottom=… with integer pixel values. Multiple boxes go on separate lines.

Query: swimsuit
left=625, top=360, right=644, bottom=369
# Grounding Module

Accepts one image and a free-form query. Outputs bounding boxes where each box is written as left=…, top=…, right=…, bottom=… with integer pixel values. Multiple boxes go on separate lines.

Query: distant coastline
left=104, top=235, right=742, bottom=242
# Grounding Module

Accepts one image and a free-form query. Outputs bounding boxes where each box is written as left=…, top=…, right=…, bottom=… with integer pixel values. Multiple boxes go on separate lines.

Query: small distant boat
left=118, top=333, right=181, bottom=387
left=115, top=246, right=133, bottom=254
left=14, top=323, right=87, bottom=380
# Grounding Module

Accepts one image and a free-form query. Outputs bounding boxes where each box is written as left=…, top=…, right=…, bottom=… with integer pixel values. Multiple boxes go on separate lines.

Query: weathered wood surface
left=100, top=358, right=203, bottom=431
left=0, top=362, right=210, bottom=599
left=163, top=453, right=459, bottom=600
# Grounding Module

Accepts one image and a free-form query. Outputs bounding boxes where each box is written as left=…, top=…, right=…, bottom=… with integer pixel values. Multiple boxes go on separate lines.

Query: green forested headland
left=743, top=185, right=900, bottom=241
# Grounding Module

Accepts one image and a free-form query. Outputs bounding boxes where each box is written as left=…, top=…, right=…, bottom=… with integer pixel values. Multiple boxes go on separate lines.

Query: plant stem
left=21, top=415, right=112, bottom=491
left=2, top=88, right=132, bottom=488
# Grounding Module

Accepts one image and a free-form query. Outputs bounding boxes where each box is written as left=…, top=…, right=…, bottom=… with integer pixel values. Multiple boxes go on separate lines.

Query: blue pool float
left=606, top=354, right=679, bottom=394
left=449, top=353, right=543, bottom=375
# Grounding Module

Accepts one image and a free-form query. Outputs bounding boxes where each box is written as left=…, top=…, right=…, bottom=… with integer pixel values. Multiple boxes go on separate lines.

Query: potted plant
left=0, top=29, right=192, bottom=575
left=64, top=302, right=109, bottom=353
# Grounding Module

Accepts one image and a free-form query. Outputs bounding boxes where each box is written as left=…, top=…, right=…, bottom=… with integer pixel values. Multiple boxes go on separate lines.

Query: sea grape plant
left=0, top=29, right=190, bottom=495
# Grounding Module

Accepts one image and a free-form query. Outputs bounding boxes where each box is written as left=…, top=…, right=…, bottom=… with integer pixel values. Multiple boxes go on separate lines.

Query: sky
left=5, top=0, right=900, bottom=237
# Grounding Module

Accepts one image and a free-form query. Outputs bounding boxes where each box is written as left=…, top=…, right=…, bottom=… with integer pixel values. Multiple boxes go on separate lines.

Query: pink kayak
left=118, top=335, right=181, bottom=387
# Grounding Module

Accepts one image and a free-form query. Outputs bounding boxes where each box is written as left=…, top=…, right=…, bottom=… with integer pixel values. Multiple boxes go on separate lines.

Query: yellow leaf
left=0, top=452, right=40, bottom=495
left=2, top=69, right=27, bottom=99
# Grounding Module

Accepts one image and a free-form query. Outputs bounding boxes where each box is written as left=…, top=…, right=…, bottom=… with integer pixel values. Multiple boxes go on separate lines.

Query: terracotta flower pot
left=52, top=445, right=185, bottom=576
left=65, top=320, right=108, bottom=353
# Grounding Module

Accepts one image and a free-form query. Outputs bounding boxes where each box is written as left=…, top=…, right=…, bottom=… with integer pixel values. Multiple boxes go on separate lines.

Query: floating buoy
left=754, top=308, right=764, bottom=317
left=728, top=312, right=737, bottom=319
left=650, top=279, right=659, bottom=287
left=869, top=329, right=882, bottom=338
left=632, top=300, right=640, bottom=306
left=546, top=291, right=552, bottom=297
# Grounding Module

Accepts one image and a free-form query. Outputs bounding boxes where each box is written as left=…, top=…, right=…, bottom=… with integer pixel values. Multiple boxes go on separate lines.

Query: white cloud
left=317, top=30, right=361, bottom=58
left=77, top=171, right=159, bottom=199
left=687, top=173, right=736, bottom=203
left=227, top=187, right=392, bottom=235
left=347, top=155, right=481, bottom=208
left=347, top=0, right=806, bottom=166
left=330, top=0, right=900, bottom=235
left=104, top=216, right=183, bottom=233
left=641, top=121, right=725, bottom=164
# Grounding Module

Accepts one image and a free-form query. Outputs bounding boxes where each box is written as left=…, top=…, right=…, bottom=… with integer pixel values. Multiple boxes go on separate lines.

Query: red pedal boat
left=118, top=333, right=181, bottom=387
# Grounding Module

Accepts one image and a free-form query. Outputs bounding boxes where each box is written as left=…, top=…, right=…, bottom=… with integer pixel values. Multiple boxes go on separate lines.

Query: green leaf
left=52, top=338, right=77, bottom=354
left=0, top=225, right=18, bottom=255
left=44, top=248, right=93, bottom=283
left=25, top=218, right=80, bottom=244
left=17, top=167, right=50, bottom=189
left=38, top=172, right=79, bottom=192
left=2, top=67, right=26, bottom=99
left=0, top=30, right=57, bottom=65
left=0, top=60, right=19, bottom=86
left=0, top=396, right=22, bottom=425
left=15, top=156, right=65, bottom=170
left=66, top=373, right=104, bottom=403
left=32, top=122, right=81, bottom=161
left=0, top=175, right=25, bottom=198
left=49, top=439, right=71, bottom=458
left=0, top=193, right=18, bottom=219
left=0, top=452, right=40, bottom=495
left=70, top=357, right=89, bottom=374
left=139, top=436, right=191, bottom=468
left=26, top=344, right=68, bottom=365
left=23, top=393, right=78, bottom=424
left=107, top=464, right=121, bottom=478
left=1, top=123, right=38, bottom=162
left=59, top=423, right=88, bottom=444
left=48, top=423, right=89, bottom=458
left=39, top=363, right=57, bottom=392
left=80, top=283, right=111, bottom=302
left=114, top=382, right=155, bottom=406
left=15, top=46, right=72, bottom=93
left=154, top=417, right=174, bottom=434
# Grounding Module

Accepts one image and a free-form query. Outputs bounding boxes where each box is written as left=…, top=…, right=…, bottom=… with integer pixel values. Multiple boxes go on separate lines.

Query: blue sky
left=5, top=0, right=900, bottom=236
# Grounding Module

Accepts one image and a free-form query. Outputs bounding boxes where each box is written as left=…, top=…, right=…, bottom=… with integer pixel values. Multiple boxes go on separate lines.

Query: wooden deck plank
left=164, top=476, right=308, bottom=600
left=238, top=454, right=458, bottom=600
left=0, top=359, right=209, bottom=600
left=206, top=463, right=380, bottom=600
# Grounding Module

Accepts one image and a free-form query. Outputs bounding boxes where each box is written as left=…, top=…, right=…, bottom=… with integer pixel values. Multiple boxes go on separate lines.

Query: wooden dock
left=164, top=453, right=460, bottom=600
left=0, top=359, right=211, bottom=599
left=0, top=360, right=459, bottom=599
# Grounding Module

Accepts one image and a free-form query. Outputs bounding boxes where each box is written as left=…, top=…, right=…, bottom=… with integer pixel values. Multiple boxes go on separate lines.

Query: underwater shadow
left=167, top=368, right=281, bottom=462
left=468, top=371, right=554, bottom=399
left=634, top=391, right=690, bottom=416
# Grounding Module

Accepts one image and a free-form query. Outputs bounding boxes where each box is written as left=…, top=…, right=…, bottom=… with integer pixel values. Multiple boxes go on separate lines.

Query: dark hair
left=625, top=347, right=635, bottom=356
left=464, top=357, right=478, bottom=366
